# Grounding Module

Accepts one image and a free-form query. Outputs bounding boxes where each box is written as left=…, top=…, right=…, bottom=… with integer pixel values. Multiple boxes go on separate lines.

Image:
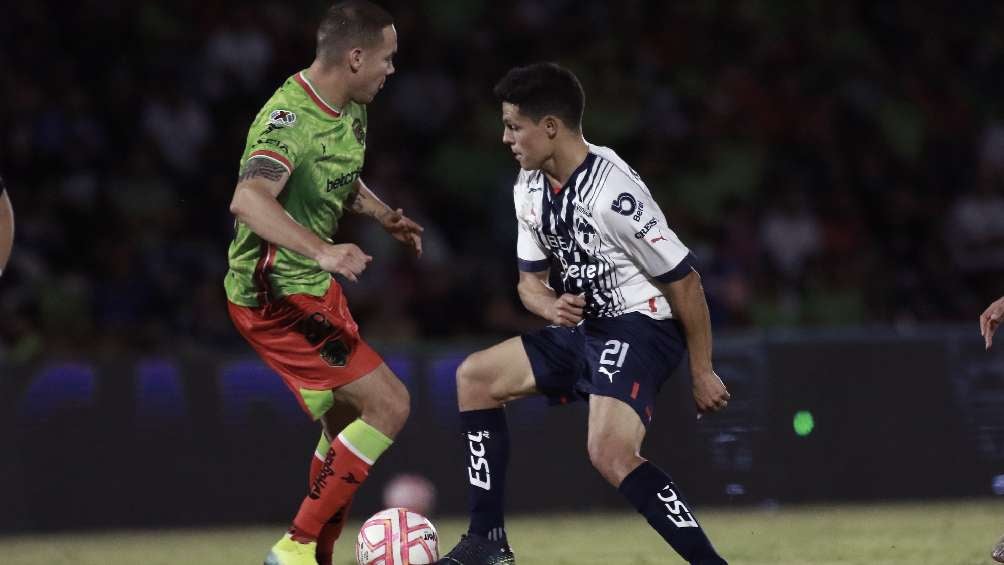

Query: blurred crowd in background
left=3, top=0, right=1004, bottom=361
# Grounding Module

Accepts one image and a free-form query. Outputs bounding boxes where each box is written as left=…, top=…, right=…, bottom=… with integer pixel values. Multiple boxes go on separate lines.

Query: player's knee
left=456, top=354, right=491, bottom=398
left=385, top=380, right=411, bottom=430
left=587, top=436, right=637, bottom=486
left=364, top=376, right=410, bottom=437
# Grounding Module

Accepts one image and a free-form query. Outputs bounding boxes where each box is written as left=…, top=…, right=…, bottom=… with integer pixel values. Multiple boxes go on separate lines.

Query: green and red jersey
left=225, top=71, right=368, bottom=307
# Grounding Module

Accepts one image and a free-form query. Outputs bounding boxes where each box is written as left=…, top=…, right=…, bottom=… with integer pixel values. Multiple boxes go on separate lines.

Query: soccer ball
left=356, top=507, right=439, bottom=565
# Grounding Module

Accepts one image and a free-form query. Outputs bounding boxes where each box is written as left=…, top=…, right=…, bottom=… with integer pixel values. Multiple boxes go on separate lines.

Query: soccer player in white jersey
left=436, top=63, right=731, bottom=565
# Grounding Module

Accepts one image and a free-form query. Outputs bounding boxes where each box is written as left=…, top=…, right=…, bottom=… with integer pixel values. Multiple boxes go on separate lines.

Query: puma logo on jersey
left=650, top=235, right=667, bottom=244
left=598, top=366, right=620, bottom=382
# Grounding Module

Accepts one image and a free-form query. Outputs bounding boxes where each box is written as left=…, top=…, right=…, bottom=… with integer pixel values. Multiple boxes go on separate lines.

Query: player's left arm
left=654, top=274, right=730, bottom=415
left=0, top=178, right=13, bottom=278
left=347, top=178, right=423, bottom=257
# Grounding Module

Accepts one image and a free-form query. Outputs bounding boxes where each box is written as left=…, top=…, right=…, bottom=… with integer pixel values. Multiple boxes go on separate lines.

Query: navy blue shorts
left=520, top=313, right=686, bottom=426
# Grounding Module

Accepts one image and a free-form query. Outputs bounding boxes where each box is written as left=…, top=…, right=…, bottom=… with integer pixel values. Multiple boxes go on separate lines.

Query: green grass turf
left=0, top=500, right=1000, bottom=564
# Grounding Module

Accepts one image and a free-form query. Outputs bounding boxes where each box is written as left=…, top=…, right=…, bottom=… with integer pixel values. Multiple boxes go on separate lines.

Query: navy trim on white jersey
left=518, top=258, right=550, bottom=272
left=654, top=252, right=697, bottom=283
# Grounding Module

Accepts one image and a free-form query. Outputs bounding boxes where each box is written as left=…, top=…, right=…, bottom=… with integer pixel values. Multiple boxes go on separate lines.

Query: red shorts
left=227, top=282, right=383, bottom=419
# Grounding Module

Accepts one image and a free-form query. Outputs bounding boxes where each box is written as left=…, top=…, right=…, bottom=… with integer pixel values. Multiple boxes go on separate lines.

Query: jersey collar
left=294, top=71, right=342, bottom=118
left=547, top=152, right=596, bottom=198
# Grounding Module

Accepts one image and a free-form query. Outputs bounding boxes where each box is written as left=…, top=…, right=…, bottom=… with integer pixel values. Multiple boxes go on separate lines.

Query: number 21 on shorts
left=598, top=339, right=630, bottom=382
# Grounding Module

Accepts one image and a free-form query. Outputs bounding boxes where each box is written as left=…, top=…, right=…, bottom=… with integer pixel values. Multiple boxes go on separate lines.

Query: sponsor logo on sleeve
left=254, top=137, right=291, bottom=154
left=611, top=192, right=637, bottom=216
left=268, top=109, right=297, bottom=128
left=632, top=201, right=645, bottom=221
left=634, top=217, right=658, bottom=239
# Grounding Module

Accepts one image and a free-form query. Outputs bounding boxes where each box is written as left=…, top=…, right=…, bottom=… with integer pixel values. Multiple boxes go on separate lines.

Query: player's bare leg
left=589, top=395, right=726, bottom=564
left=586, top=395, right=646, bottom=487
left=456, top=337, right=538, bottom=410
left=331, top=362, right=411, bottom=437
left=268, top=364, right=409, bottom=565
left=438, top=337, right=535, bottom=564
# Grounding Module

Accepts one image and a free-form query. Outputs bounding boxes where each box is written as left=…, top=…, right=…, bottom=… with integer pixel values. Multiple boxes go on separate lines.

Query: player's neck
left=304, top=60, right=350, bottom=111
left=542, top=136, right=590, bottom=187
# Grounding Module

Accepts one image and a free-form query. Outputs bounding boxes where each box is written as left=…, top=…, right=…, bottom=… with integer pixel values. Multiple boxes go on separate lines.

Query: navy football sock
left=460, top=407, right=510, bottom=545
left=618, top=461, right=727, bottom=565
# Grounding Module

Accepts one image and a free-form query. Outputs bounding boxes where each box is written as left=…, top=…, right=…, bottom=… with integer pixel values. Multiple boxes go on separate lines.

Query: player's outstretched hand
left=381, top=208, right=424, bottom=258
left=547, top=293, right=585, bottom=327
left=692, top=370, right=730, bottom=416
left=315, top=243, right=372, bottom=283
left=980, top=295, right=1004, bottom=350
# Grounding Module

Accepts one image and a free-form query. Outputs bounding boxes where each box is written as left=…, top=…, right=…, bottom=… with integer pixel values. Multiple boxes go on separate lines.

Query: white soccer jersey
left=514, top=144, right=695, bottom=320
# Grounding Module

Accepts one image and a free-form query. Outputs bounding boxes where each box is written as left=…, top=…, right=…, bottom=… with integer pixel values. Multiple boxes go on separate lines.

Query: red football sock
left=305, top=455, right=353, bottom=565
left=291, top=435, right=371, bottom=541
left=315, top=501, right=353, bottom=565
left=308, top=447, right=354, bottom=565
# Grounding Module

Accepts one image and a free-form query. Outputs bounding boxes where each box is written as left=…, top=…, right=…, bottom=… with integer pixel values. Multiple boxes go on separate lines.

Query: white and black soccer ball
left=356, top=507, right=439, bottom=565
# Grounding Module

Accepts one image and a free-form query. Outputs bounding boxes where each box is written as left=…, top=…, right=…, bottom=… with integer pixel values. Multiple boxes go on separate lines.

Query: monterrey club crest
left=268, top=109, right=297, bottom=128
left=352, top=117, right=366, bottom=145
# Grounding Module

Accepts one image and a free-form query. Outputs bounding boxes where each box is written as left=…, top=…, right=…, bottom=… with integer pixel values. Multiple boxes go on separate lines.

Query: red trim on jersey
left=294, top=72, right=342, bottom=118
left=648, top=297, right=658, bottom=313
left=631, top=381, right=640, bottom=400
left=248, top=149, right=293, bottom=173
left=253, top=242, right=277, bottom=303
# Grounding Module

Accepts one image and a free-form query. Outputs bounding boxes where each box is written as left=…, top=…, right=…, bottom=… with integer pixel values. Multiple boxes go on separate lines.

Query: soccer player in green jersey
left=0, top=175, right=13, bottom=277
left=224, top=2, right=423, bottom=564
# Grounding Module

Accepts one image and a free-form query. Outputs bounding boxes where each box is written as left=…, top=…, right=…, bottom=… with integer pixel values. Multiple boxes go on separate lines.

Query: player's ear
left=349, top=47, right=364, bottom=73
left=543, top=116, right=559, bottom=139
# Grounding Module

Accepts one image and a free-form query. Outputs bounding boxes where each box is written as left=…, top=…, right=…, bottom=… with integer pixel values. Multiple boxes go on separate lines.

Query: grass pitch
left=0, top=499, right=999, bottom=564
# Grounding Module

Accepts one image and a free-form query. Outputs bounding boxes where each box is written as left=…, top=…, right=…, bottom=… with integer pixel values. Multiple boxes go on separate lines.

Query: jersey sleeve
left=241, top=107, right=304, bottom=175
left=516, top=217, right=549, bottom=272
left=595, top=170, right=695, bottom=282
left=514, top=172, right=550, bottom=272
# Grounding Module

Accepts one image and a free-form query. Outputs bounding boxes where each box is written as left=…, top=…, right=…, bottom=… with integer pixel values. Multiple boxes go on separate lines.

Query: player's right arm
left=517, top=269, right=585, bottom=327
left=0, top=178, right=13, bottom=277
left=229, top=158, right=371, bottom=282
left=513, top=192, right=584, bottom=326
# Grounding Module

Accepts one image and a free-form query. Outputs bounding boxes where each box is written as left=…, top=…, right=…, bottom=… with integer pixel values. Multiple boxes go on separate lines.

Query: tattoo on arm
left=348, top=187, right=369, bottom=213
left=238, top=158, right=287, bottom=183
